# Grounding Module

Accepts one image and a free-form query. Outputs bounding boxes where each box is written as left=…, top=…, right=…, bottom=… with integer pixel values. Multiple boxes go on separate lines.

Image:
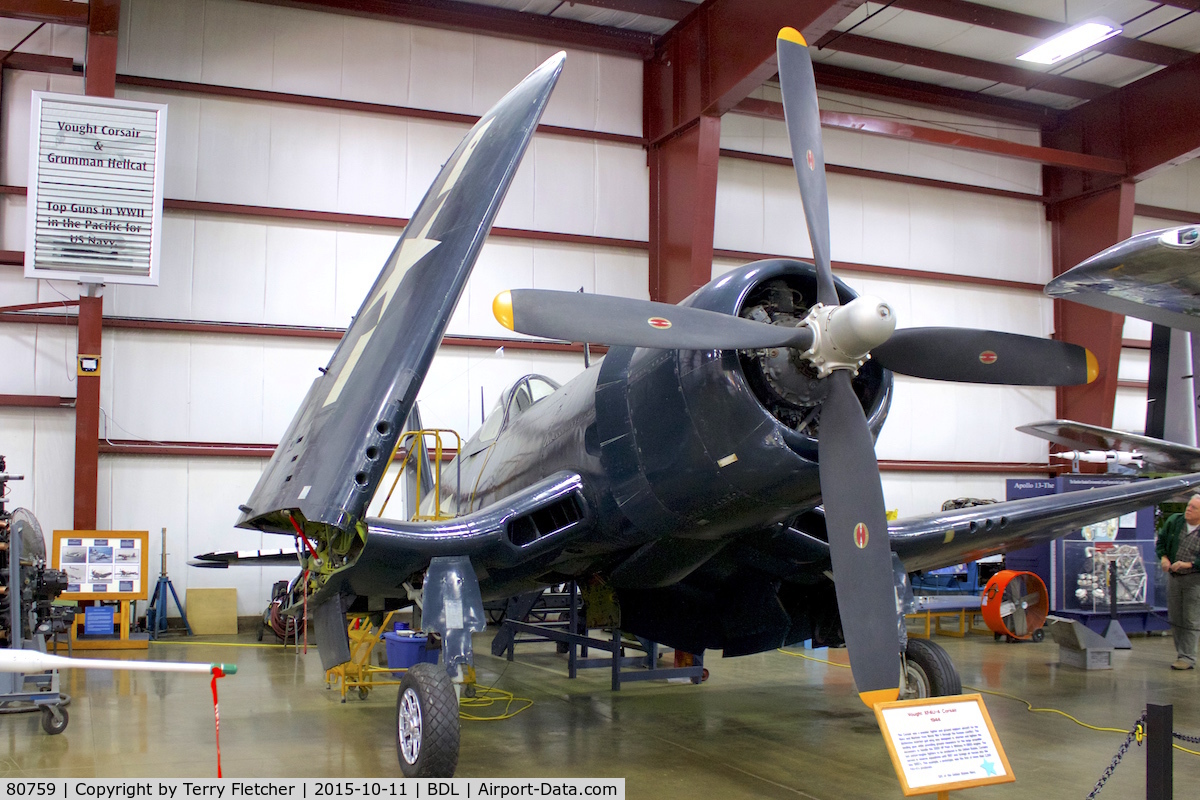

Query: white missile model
left=1053, top=450, right=1145, bottom=468
left=0, top=649, right=236, bottom=675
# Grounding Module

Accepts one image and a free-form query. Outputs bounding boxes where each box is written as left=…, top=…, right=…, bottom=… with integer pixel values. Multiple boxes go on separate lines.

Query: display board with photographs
left=52, top=530, right=149, bottom=600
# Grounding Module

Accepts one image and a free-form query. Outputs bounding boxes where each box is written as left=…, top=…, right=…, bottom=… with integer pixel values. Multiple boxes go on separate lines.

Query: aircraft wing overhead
left=890, top=471, right=1200, bottom=573
left=190, top=547, right=300, bottom=568
left=1018, top=419, right=1200, bottom=473
left=1045, top=225, right=1200, bottom=331
left=236, top=53, right=566, bottom=534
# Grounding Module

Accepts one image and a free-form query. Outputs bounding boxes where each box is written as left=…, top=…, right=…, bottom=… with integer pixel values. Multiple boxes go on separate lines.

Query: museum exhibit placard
left=52, top=530, right=149, bottom=601
left=874, top=693, right=1015, bottom=796
left=25, top=92, right=167, bottom=285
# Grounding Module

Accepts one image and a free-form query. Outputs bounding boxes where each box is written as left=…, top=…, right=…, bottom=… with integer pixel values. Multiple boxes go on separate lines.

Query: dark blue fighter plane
left=196, top=34, right=1200, bottom=778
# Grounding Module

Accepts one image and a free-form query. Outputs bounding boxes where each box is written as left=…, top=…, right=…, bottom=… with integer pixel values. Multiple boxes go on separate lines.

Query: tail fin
left=238, top=53, right=566, bottom=534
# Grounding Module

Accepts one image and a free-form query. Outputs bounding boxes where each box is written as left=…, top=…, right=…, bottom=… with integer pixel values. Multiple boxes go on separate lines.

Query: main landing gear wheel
left=901, top=638, right=961, bottom=700
left=396, top=663, right=460, bottom=778
left=40, top=705, right=67, bottom=735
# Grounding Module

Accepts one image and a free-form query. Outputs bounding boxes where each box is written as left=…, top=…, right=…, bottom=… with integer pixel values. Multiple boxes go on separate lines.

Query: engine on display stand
left=0, top=455, right=73, bottom=733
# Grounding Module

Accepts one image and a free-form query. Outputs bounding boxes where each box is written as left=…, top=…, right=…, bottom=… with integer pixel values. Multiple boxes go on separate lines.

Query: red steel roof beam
left=891, top=0, right=1191, bottom=66
left=1044, top=51, right=1200, bottom=202
left=815, top=33, right=1113, bottom=100
left=646, top=0, right=861, bottom=144
left=243, top=0, right=655, bottom=58
left=0, top=51, right=76, bottom=74
left=0, top=0, right=87, bottom=26
left=574, top=0, right=695, bottom=20
left=812, top=63, right=1057, bottom=126
left=1051, top=183, right=1135, bottom=435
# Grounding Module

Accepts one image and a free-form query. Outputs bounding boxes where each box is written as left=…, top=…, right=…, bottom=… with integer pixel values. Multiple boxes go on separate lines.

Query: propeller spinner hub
left=800, top=296, right=896, bottom=378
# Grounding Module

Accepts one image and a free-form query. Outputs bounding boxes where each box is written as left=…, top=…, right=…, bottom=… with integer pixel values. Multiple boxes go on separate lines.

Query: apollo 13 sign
left=25, top=92, right=167, bottom=286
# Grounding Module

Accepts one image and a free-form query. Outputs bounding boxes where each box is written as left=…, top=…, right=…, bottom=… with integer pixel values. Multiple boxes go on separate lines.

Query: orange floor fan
left=981, top=570, right=1049, bottom=642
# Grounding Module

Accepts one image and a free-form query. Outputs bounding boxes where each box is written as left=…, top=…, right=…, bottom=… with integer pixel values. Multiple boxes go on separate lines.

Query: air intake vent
left=508, top=494, right=583, bottom=547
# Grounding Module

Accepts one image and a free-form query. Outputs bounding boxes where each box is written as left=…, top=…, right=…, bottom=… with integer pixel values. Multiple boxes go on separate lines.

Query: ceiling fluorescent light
left=1017, top=20, right=1122, bottom=65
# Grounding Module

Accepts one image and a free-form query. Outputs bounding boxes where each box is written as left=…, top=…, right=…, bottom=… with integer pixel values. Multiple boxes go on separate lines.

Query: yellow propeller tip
left=1086, top=349, right=1099, bottom=384
left=493, top=291, right=515, bottom=331
left=859, top=688, right=899, bottom=708
left=778, top=27, right=807, bottom=46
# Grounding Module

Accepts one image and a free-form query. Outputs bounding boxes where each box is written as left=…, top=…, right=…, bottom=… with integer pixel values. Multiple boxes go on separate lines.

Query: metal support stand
left=1146, top=703, right=1172, bottom=800
left=145, top=527, right=191, bottom=639
left=496, top=582, right=704, bottom=689
left=1103, top=558, right=1132, bottom=649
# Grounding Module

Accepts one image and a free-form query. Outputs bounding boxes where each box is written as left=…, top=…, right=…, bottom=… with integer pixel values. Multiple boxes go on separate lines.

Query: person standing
left=1157, top=493, right=1200, bottom=670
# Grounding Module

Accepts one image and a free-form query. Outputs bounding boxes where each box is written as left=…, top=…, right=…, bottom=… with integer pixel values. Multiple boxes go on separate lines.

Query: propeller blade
left=871, top=328, right=1099, bottom=385
left=777, top=27, right=837, bottom=308
left=817, top=371, right=900, bottom=706
left=494, top=289, right=814, bottom=351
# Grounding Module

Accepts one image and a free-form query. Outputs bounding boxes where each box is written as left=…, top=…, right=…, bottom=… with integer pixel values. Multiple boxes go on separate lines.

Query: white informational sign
left=25, top=91, right=167, bottom=285
left=874, top=694, right=1014, bottom=795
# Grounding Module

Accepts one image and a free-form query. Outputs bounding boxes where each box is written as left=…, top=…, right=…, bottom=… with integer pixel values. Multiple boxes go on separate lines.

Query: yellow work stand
left=325, top=610, right=408, bottom=702
left=906, top=609, right=990, bottom=640
left=55, top=600, right=148, bottom=651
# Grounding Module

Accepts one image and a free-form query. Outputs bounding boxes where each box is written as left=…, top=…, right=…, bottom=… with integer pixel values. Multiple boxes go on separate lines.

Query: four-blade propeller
left=493, top=26, right=1097, bottom=706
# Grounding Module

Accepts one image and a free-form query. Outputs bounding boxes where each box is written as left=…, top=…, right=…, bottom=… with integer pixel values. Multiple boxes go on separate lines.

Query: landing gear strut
left=394, top=556, right=484, bottom=778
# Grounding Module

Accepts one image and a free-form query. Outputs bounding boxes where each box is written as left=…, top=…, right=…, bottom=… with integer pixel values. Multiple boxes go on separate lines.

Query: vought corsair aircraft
left=196, top=34, right=1200, bottom=778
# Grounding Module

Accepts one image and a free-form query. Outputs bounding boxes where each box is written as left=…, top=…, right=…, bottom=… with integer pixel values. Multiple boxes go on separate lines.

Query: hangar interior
left=0, top=0, right=1199, bottom=794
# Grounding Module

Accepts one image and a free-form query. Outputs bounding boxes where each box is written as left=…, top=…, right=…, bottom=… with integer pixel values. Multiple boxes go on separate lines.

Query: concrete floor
left=4, top=628, right=1199, bottom=798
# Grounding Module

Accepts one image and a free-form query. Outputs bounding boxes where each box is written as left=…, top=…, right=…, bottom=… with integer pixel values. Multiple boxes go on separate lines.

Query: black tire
left=41, top=706, right=67, bottom=735
left=902, top=638, right=961, bottom=699
left=396, top=663, right=459, bottom=778
left=1031, top=628, right=1045, bottom=643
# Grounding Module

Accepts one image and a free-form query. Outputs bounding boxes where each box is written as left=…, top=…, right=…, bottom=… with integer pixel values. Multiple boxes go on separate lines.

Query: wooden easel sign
left=874, top=693, right=1015, bottom=797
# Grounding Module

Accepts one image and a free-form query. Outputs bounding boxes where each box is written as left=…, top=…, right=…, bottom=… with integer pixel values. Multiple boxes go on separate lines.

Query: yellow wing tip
left=1086, top=349, right=1099, bottom=384
left=493, top=291, right=515, bottom=331
left=860, top=688, right=899, bottom=708
left=778, top=27, right=807, bottom=46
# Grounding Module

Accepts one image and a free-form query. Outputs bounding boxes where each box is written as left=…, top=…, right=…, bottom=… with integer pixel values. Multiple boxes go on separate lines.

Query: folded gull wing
left=306, top=471, right=593, bottom=605
left=235, top=53, right=566, bottom=535
left=889, top=471, right=1200, bottom=573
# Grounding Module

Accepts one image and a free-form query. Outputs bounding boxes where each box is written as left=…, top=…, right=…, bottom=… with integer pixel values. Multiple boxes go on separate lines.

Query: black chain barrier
left=1086, top=713, right=1146, bottom=799
left=1084, top=713, right=1200, bottom=797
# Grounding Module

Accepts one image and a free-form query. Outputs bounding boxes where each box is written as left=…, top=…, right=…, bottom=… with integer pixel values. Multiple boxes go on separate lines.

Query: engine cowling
left=683, top=259, right=893, bottom=462
left=594, top=259, right=893, bottom=552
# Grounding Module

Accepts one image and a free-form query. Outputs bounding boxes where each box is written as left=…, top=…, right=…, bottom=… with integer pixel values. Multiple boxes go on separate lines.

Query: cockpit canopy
left=463, top=374, right=561, bottom=457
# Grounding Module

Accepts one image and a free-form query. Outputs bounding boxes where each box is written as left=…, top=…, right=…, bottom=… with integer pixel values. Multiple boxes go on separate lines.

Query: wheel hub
left=398, top=687, right=423, bottom=764
left=900, top=657, right=931, bottom=700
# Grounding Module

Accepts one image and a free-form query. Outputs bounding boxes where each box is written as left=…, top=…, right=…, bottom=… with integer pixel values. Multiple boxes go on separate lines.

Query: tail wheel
left=396, top=663, right=460, bottom=778
left=901, top=638, right=961, bottom=699
left=981, top=570, right=1049, bottom=641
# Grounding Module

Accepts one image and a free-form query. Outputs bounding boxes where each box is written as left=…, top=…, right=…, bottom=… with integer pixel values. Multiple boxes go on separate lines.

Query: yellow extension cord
left=777, top=648, right=1200, bottom=757
left=458, top=685, right=534, bottom=721
left=155, top=641, right=534, bottom=720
